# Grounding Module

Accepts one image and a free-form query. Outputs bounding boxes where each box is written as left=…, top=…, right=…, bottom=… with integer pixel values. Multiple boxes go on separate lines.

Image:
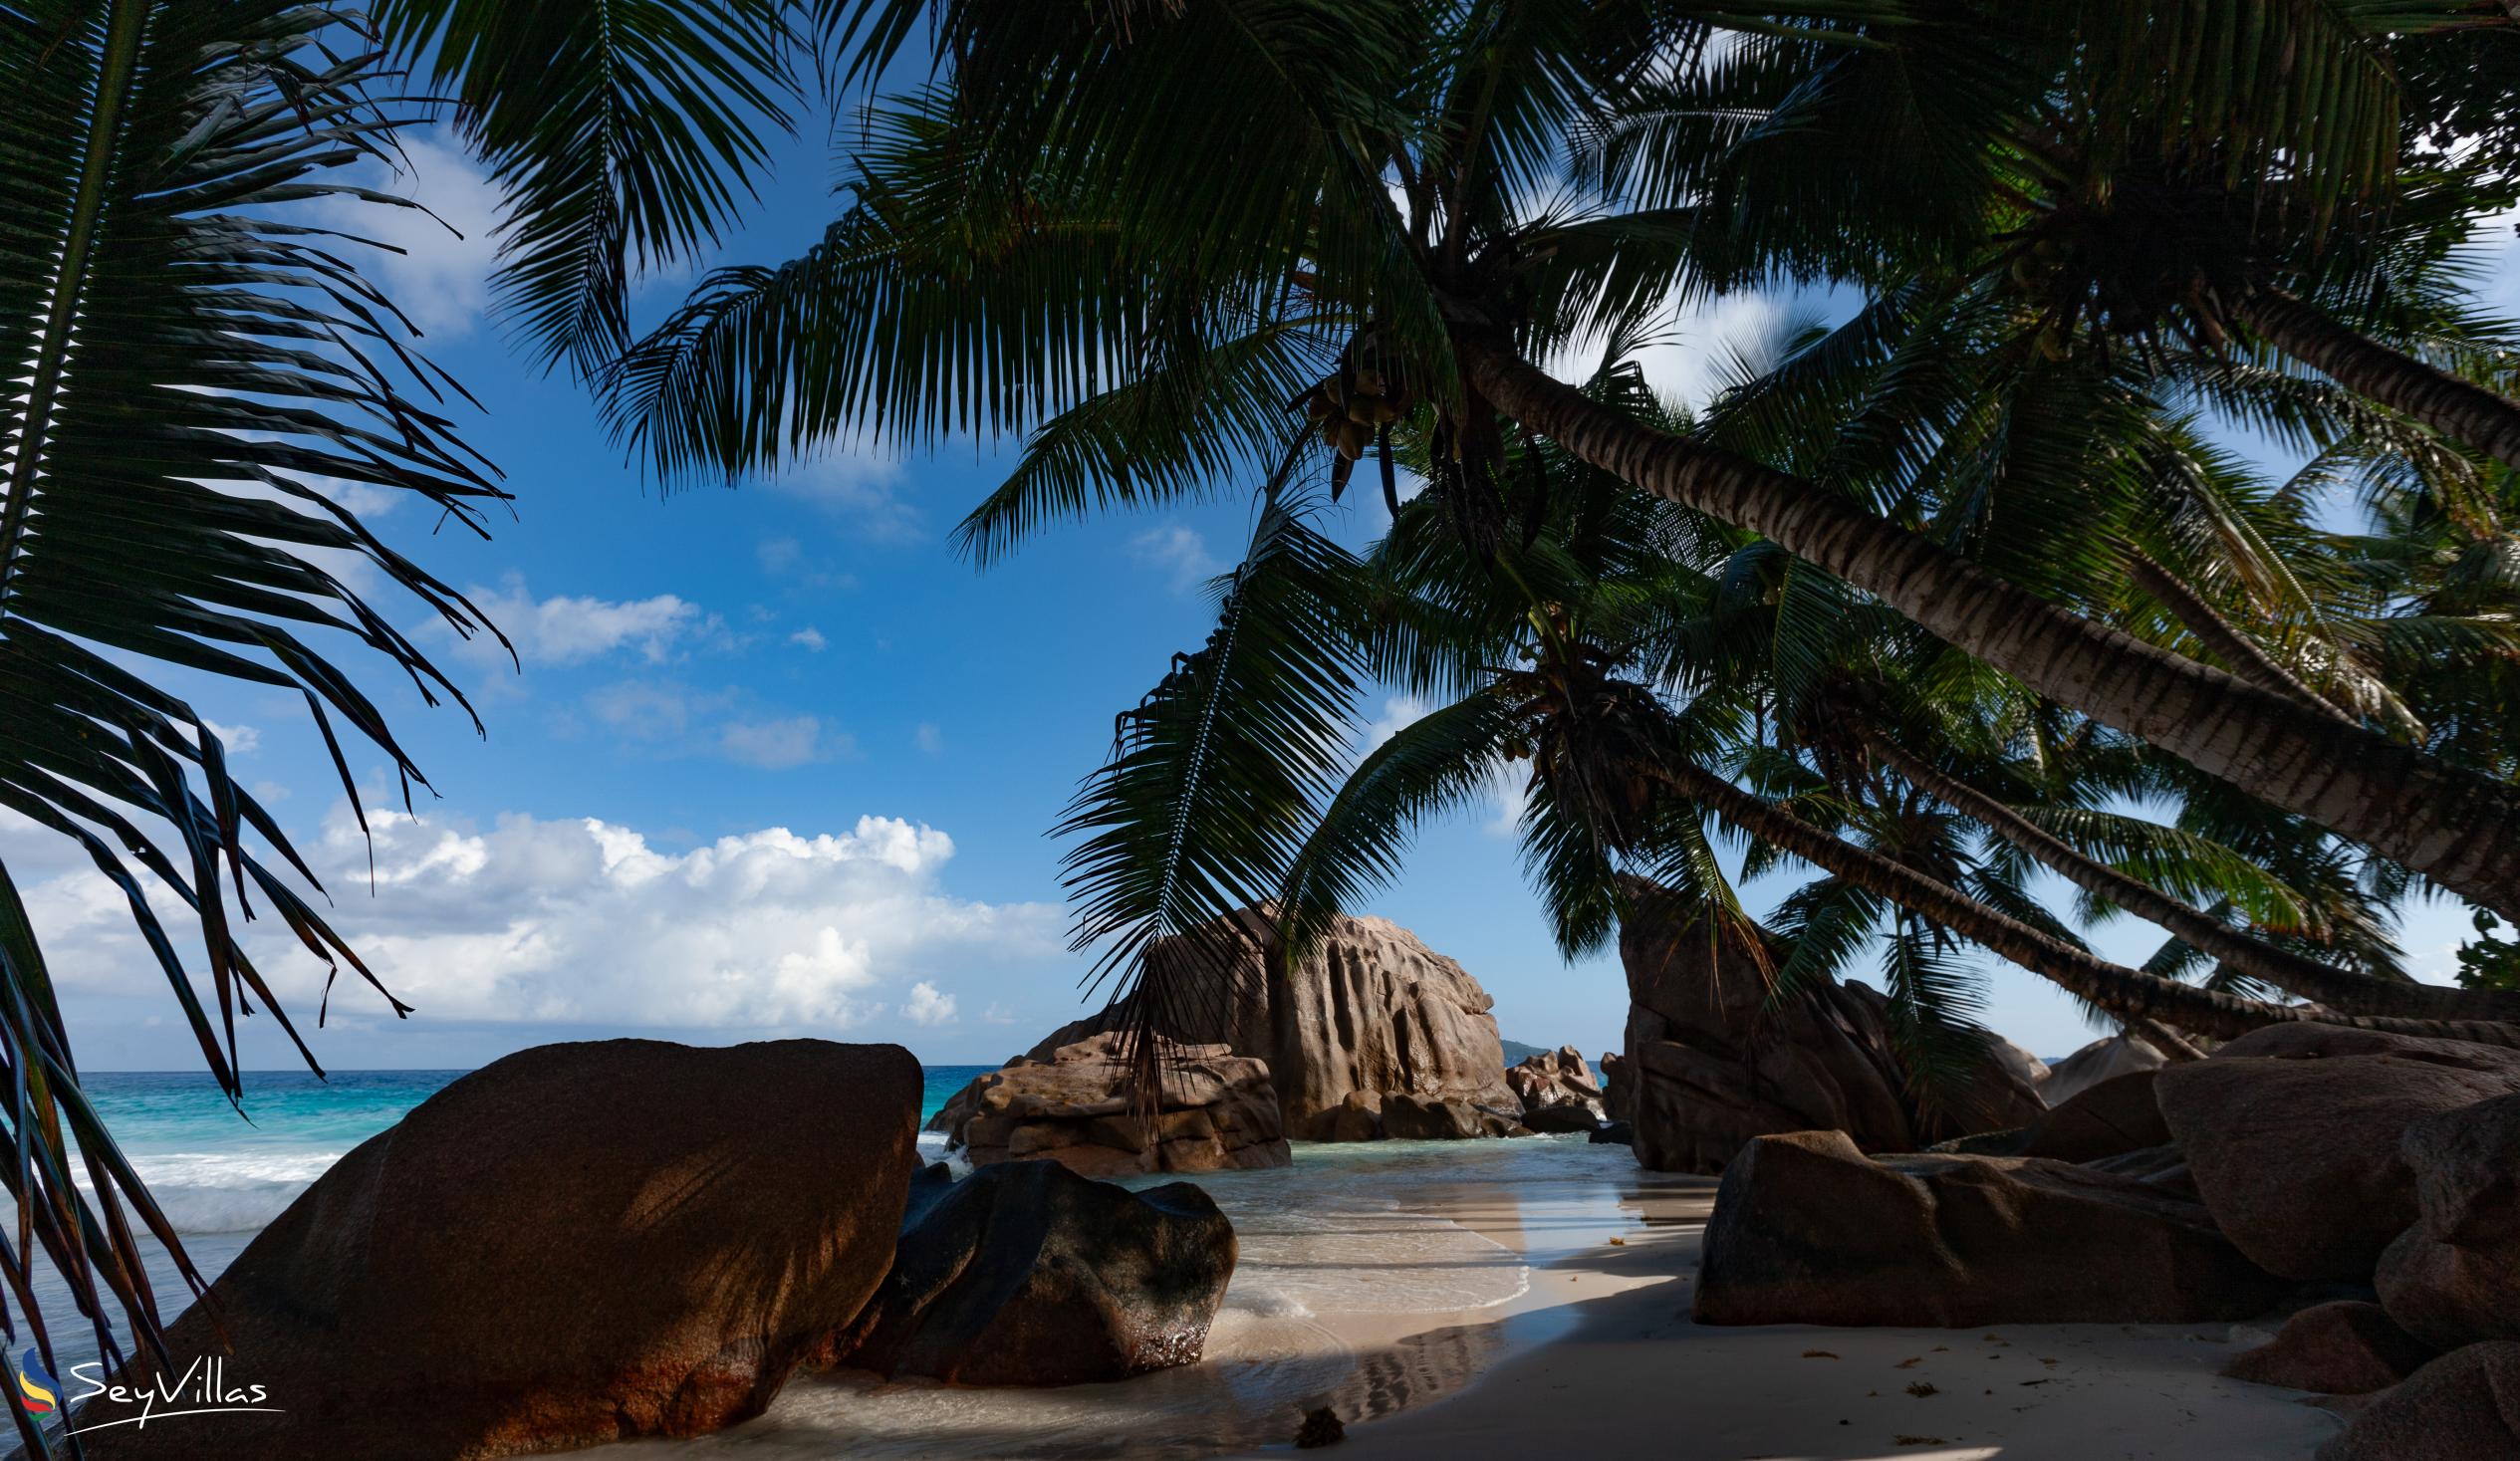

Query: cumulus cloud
left=1359, top=693, right=1525, bottom=837
left=461, top=579, right=712, bottom=669
left=15, top=809, right=1064, bottom=1032
left=789, top=625, right=828, bottom=652
left=320, top=132, right=502, bottom=342
left=1129, top=524, right=1223, bottom=594
left=202, top=721, right=261, bottom=756
left=765, top=452, right=920, bottom=540
left=720, top=714, right=833, bottom=769
left=901, top=981, right=958, bottom=1027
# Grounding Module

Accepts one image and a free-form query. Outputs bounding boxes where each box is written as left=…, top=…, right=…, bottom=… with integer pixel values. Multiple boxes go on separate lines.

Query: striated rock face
left=2376, top=1094, right=2520, bottom=1350
left=2318, top=1342, right=2520, bottom=1461
left=1692, top=1129, right=2287, bottom=1328
left=2224, top=1301, right=2435, bottom=1395
left=935, top=1033, right=1290, bottom=1177
left=1023, top=909, right=1520, bottom=1136
left=1507, top=1045, right=1607, bottom=1127
left=2156, top=1024, right=2520, bottom=1281
left=1617, top=882, right=2047, bottom=1173
left=2039, top=1033, right=2169, bottom=1107
left=831, top=1161, right=1235, bottom=1386
left=82, top=1041, right=920, bottom=1461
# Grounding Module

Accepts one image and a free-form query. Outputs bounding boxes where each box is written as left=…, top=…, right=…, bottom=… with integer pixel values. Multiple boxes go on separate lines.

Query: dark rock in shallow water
left=80, top=1040, right=920, bottom=1461
left=2224, top=1301, right=2434, bottom=1395
left=2318, top=1341, right=2520, bottom=1460
left=831, top=1159, right=1235, bottom=1386
left=1692, top=1129, right=2287, bottom=1328
left=1521, top=1102, right=1604, bottom=1135
left=2157, top=1024, right=2520, bottom=1282
left=1589, top=1119, right=1635, bottom=1146
left=1380, top=1093, right=1487, bottom=1140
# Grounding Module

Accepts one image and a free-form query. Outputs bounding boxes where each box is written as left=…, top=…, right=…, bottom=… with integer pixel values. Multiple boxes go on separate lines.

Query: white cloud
left=1554, top=288, right=1788, bottom=414
left=720, top=714, right=832, bottom=769
left=320, top=132, right=502, bottom=342
left=1360, top=692, right=1524, bottom=837
left=202, top=721, right=260, bottom=756
left=766, top=452, right=919, bottom=540
left=901, top=981, right=958, bottom=1027
left=1129, top=523, right=1223, bottom=594
left=789, top=625, right=829, bottom=652
left=758, top=537, right=804, bottom=574
left=587, top=679, right=702, bottom=739
left=442, top=576, right=716, bottom=672
left=913, top=722, right=945, bottom=756
left=13, top=809, right=1064, bottom=1032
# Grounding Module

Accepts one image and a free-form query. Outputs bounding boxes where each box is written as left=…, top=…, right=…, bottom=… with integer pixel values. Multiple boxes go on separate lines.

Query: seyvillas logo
left=13, top=1349, right=57, bottom=1415
left=7, top=1355, right=286, bottom=1435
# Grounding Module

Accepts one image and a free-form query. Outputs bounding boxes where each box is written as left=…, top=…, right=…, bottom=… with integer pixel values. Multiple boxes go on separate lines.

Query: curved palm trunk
left=1645, top=756, right=2520, bottom=1047
left=1862, top=728, right=2520, bottom=1023
left=2235, top=288, right=2520, bottom=477
left=2122, top=553, right=2351, bottom=724
left=1457, top=332, right=2520, bottom=920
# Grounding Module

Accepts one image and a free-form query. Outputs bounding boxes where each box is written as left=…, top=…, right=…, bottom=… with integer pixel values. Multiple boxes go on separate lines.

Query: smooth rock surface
left=1693, top=1129, right=2288, bottom=1328
left=2040, top=1033, right=2169, bottom=1107
left=1617, top=881, right=2047, bottom=1173
left=2224, top=1301, right=2435, bottom=1394
left=2013, top=1071, right=2173, bottom=1163
left=937, top=1033, right=1290, bottom=1176
left=2317, top=1341, right=2520, bottom=1460
left=2157, top=1025, right=2520, bottom=1281
left=830, top=1160, right=1235, bottom=1386
left=81, top=1040, right=921, bottom=1461
left=1023, top=909, right=1519, bottom=1133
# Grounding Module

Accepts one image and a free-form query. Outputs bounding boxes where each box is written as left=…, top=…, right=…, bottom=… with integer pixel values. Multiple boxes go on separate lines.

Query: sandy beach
left=1295, top=1168, right=2344, bottom=1461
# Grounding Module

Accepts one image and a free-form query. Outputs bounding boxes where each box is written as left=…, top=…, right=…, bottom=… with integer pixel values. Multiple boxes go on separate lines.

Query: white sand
left=1264, top=1169, right=2344, bottom=1461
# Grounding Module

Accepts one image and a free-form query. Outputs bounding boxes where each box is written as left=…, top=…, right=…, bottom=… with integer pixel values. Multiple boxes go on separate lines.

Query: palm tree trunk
left=2122, top=553, right=2352, bottom=724
left=1644, top=755, right=2520, bottom=1047
left=1860, top=726, right=2520, bottom=1023
left=2235, top=288, right=2520, bottom=477
left=1455, top=331, right=2520, bottom=920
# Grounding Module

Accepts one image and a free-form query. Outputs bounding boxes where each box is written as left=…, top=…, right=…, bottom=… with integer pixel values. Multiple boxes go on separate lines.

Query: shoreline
left=1282, top=1166, right=2345, bottom=1461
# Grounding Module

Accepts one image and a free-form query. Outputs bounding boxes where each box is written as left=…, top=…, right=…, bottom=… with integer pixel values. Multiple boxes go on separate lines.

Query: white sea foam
left=78, top=1149, right=342, bottom=1234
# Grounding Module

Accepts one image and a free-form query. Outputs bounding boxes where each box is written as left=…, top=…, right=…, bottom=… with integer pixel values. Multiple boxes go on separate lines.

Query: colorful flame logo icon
left=14, top=1348, right=56, bottom=1414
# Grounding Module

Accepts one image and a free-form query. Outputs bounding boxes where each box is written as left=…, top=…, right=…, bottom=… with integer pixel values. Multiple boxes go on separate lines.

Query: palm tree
left=1, top=2, right=506, bottom=1431
left=551, top=2, right=2520, bottom=917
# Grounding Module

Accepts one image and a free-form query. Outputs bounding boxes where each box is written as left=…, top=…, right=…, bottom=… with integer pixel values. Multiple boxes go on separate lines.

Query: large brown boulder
left=2224, top=1301, right=2435, bottom=1394
left=831, top=1161, right=1235, bottom=1386
left=1507, top=1045, right=1607, bottom=1123
left=1020, top=909, right=1520, bottom=1136
left=1617, top=882, right=2047, bottom=1173
left=1600, top=1050, right=1632, bottom=1123
left=2376, top=1095, right=2520, bottom=1350
left=2318, top=1342, right=2520, bottom=1461
left=2040, top=1033, right=2169, bottom=1107
left=936, top=1033, right=1290, bottom=1176
left=2156, top=1025, right=2520, bottom=1281
left=81, top=1040, right=921, bottom=1461
left=2012, top=1071, right=2173, bottom=1163
left=1692, top=1129, right=2287, bottom=1328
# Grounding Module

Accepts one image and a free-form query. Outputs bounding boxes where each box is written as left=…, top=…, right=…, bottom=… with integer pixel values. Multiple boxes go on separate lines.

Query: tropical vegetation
left=7, top=2, right=2520, bottom=1447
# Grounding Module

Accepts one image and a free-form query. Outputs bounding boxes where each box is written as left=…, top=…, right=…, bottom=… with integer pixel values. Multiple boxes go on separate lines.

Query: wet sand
left=1270, top=1169, right=2345, bottom=1461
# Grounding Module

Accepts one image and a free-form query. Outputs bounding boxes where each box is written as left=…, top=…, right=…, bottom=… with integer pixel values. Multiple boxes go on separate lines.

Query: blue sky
left=11, top=119, right=2512, bottom=1079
